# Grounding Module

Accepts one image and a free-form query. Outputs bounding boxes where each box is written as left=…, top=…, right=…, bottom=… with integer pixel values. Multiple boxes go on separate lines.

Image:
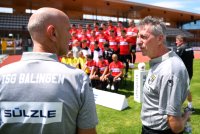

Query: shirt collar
left=149, top=51, right=175, bottom=67
left=177, top=43, right=186, bottom=49
left=21, top=52, right=58, bottom=62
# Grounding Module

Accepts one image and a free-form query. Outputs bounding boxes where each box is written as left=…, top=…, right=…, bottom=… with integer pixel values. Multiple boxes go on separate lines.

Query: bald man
left=0, top=7, right=98, bottom=134
left=106, top=54, right=124, bottom=92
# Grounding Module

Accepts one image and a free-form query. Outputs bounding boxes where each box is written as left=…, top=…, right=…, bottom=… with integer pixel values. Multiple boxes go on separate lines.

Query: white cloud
left=193, top=7, right=200, bottom=12
left=127, top=0, right=200, bottom=14
left=151, top=1, right=185, bottom=9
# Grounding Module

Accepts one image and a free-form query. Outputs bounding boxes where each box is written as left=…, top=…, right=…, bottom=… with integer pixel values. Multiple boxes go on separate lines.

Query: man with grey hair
left=137, top=16, right=191, bottom=134
left=0, top=7, right=98, bottom=134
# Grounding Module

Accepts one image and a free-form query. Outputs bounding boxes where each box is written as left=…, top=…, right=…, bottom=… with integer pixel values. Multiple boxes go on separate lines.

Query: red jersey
left=93, top=27, right=100, bottom=36
left=89, top=36, right=97, bottom=52
left=119, top=36, right=132, bottom=55
left=86, top=60, right=96, bottom=73
left=94, top=27, right=99, bottom=32
left=96, top=59, right=109, bottom=74
left=116, top=27, right=127, bottom=37
left=97, top=34, right=108, bottom=51
left=71, top=36, right=78, bottom=42
left=69, top=36, right=78, bottom=49
left=109, top=61, right=124, bottom=77
left=126, top=27, right=138, bottom=45
left=107, top=25, right=117, bottom=32
left=69, top=28, right=77, bottom=34
left=80, top=35, right=90, bottom=47
left=103, top=30, right=109, bottom=37
left=77, top=29, right=83, bottom=39
left=108, top=36, right=119, bottom=52
left=86, top=29, right=92, bottom=38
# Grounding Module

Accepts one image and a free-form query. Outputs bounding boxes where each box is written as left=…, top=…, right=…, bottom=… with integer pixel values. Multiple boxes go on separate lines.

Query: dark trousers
left=119, top=54, right=130, bottom=75
left=108, top=75, right=121, bottom=91
left=131, top=52, right=136, bottom=63
left=99, top=80, right=108, bottom=90
left=91, top=79, right=98, bottom=88
left=130, top=45, right=136, bottom=63
left=142, top=125, right=183, bottom=134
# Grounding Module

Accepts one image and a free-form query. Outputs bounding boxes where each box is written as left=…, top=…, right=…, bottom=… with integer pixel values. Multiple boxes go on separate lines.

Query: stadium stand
left=0, top=13, right=196, bottom=43
left=166, top=27, right=194, bottom=38
left=0, top=13, right=30, bottom=30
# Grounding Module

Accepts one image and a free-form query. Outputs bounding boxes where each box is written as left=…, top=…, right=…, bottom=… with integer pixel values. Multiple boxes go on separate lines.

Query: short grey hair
left=176, top=35, right=186, bottom=42
left=139, top=16, right=166, bottom=37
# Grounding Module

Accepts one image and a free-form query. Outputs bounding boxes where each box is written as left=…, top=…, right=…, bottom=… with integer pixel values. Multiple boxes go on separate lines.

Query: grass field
left=96, top=59, right=200, bottom=134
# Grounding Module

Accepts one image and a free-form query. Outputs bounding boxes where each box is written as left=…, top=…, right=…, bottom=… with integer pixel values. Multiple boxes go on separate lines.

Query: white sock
left=188, top=102, right=193, bottom=108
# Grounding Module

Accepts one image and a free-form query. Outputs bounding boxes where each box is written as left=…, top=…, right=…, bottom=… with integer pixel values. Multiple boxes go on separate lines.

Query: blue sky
left=127, top=0, right=200, bottom=14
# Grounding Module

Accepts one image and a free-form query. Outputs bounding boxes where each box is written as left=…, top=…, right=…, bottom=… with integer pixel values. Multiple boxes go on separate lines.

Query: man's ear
left=47, top=25, right=57, bottom=42
left=157, top=35, right=164, bottom=45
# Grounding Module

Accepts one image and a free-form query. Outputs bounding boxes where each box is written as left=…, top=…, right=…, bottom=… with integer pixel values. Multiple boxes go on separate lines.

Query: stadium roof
left=0, top=0, right=200, bottom=27
left=166, top=27, right=194, bottom=38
